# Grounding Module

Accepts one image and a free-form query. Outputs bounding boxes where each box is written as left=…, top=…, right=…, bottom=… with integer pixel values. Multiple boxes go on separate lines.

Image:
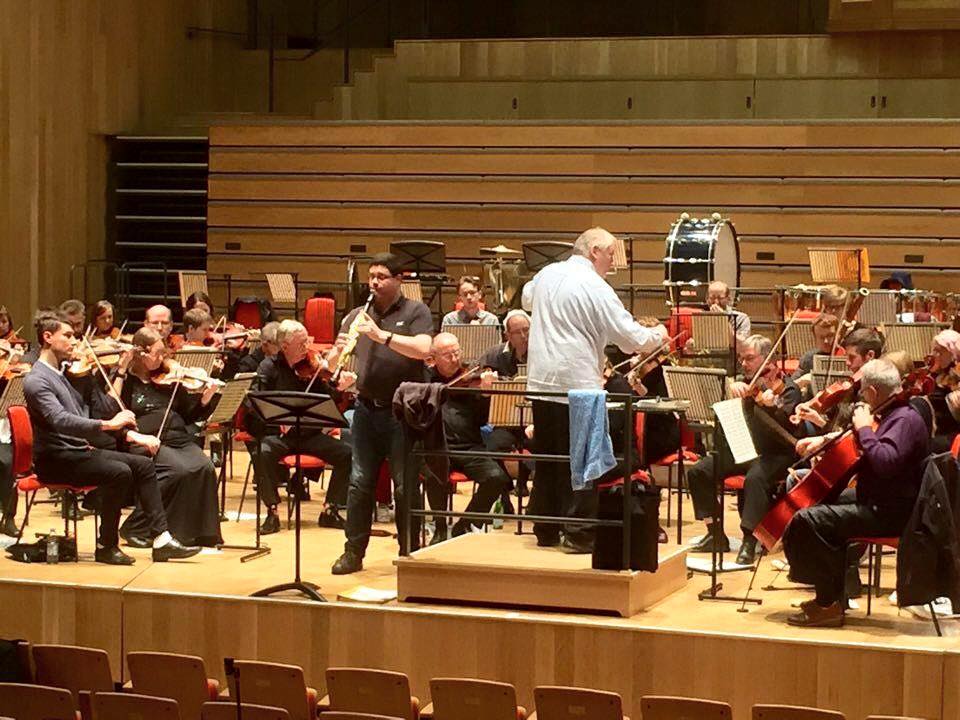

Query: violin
left=151, top=365, right=225, bottom=393
left=2, top=328, right=28, bottom=349
left=0, top=340, right=30, bottom=381
left=67, top=339, right=133, bottom=377
left=444, top=364, right=483, bottom=388
left=790, top=368, right=862, bottom=425
left=293, top=349, right=330, bottom=383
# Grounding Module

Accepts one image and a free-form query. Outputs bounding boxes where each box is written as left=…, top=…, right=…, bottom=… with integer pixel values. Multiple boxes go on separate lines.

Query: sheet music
left=712, top=398, right=758, bottom=465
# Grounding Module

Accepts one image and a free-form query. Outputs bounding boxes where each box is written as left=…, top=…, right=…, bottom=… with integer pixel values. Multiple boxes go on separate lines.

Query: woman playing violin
left=113, top=326, right=222, bottom=548
left=927, top=329, right=960, bottom=453
left=0, top=305, right=27, bottom=350
left=89, top=300, right=127, bottom=341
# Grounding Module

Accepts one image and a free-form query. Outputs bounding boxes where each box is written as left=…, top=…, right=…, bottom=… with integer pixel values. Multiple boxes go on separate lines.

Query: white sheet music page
left=712, top=398, right=758, bottom=464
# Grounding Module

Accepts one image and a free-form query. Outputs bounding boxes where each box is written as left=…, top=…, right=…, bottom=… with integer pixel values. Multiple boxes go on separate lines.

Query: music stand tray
left=390, top=240, right=447, bottom=276
left=246, top=391, right=348, bottom=602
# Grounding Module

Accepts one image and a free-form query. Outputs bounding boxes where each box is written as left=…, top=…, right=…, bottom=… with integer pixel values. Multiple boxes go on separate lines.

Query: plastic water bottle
left=492, top=498, right=504, bottom=530
left=46, top=530, right=58, bottom=564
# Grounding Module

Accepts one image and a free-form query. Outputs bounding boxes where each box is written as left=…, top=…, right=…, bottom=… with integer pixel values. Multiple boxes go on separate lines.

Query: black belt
left=358, top=395, right=391, bottom=409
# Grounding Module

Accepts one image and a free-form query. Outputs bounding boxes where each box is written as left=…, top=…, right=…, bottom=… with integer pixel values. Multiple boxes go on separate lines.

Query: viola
left=754, top=366, right=931, bottom=551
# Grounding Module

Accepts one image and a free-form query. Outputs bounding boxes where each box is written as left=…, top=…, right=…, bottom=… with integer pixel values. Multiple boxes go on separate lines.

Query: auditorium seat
left=127, top=651, right=220, bottom=720
left=323, top=668, right=420, bottom=720
left=424, top=678, right=527, bottom=720
left=201, top=702, right=290, bottom=720
left=0, top=683, right=77, bottom=720
left=91, top=692, right=180, bottom=720
left=224, top=660, right=318, bottom=720
left=31, top=644, right=115, bottom=714
left=321, top=713, right=406, bottom=720
left=752, top=705, right=845, bottom=720
left=530, top=686, right=628, bottom=720
left=641, top=695, right=732, bottom=720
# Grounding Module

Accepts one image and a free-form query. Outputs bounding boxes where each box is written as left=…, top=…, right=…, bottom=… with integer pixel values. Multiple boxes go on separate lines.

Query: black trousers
left=687, top=442, right=794, bottom=536
left=450, top=446, right=510, bottom=532
left=0, top=443, right=17, bottom=518
left=36, top=447, right=166, bottom=549
left=784, top=501, right=912, bottom=604
left=530, top=400, right=597, bottom=545
left=256, top=431, right=352, bottom=509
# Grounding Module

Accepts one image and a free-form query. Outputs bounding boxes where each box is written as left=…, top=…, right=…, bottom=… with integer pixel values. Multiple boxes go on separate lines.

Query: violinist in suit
left=784, top=358, right=929, bottom=627
left=686, top=334, right=801, bottom=565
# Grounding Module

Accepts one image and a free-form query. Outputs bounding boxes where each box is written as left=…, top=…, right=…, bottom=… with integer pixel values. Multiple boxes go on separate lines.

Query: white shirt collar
left=39, top=356, right=64, bottom=375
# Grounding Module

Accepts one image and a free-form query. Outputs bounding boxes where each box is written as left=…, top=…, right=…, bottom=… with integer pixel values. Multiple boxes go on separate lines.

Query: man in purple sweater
left=783, top=358, right=929, bottom=627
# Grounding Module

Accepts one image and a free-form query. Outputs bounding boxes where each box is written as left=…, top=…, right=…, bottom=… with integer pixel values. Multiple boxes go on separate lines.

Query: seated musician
left=254, top=319, right=353, bottom=534
left=792, top=328, right=884, bottom=432
left=441, top=276, right=500, bottom=327
left=793, top=313, right=840, bottom=392
left=706, top=280, right=751, bottom=343
left=185, top=290, right=214, bottom=316
left=145, top=305, right=176, bottom=347
left=479, top=310, right=530, bottom=456
left=427, top=333, right=511, bottom=539
left=0, top=305, right=27, bottom=350
left=784, top=358, right=929, bottom=627
left=58, top=299, right=86, bottom=336
left=928, top=329, right=960, bottom=454
left=23, top=312, right=200, bottom=564
left=236, top=320, right=280, bottom=374
left=687, top=334, right=801, bottom=565
left=89, top=300, right=121, bottom=341
left=182, top=308, right=215, bottom=347
left=112, top=327, right=222, bottom=548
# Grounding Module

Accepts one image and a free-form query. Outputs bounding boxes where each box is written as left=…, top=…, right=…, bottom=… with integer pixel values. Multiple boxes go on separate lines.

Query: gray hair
left=572, top=227, right=617, bottom=257
left=276, top=319, right=306, bottom=346
left=503, top=309, right=530, bottom=332
left=260, top=321, right=280, bottom=344
left=742, top=334, right=773, bottom=360
left=860, top=358, right=901, bottom=395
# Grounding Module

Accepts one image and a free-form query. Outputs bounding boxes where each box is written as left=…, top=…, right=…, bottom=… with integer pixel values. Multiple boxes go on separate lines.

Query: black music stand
left=522, top=241, right=574, bottom=272
left=246, top=391, right=348, bottom=602
left=389, top=240, right=447, bottom=276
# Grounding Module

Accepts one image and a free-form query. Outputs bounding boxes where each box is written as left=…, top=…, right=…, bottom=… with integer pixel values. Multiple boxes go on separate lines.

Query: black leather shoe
left=121, top=532, right=152, bottom=549
left=560, top=535, right=594, bottom=554
left=845, top=565, right=863, bottom=599
left=260, top=513, right=280, bottom=535
left=152, top=538, right=201, bottom=562
left=429, top=522, right=448, bottom=546
left=331, top=550, right=363, bottom=575
left=736, top=537, right=757, bottom=566
left=95, top=546, right=136, bottom=566
left=690, top=526, right=730, bottom=554
left=317, top=508, right=345, bottom=529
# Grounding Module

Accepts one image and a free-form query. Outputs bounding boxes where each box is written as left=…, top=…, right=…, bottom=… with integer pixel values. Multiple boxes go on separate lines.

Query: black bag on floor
left=5, top=536, right=77, bottom=563
left=592, top=480, right=660, bottom=572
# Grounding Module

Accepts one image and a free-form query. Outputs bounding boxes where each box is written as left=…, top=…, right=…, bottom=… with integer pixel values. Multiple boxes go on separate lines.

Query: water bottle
left=492, top=498, right=504, bottom=530
left=46, top=530, right=58, bottom=564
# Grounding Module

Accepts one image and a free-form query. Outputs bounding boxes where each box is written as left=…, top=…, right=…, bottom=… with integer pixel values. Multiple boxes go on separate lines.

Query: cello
left=753, top=366, right=931, bottom=552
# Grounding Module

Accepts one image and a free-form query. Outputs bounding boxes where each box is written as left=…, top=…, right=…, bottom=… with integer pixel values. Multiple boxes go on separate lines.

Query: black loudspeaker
left=592, top=481, right=660, bottom=572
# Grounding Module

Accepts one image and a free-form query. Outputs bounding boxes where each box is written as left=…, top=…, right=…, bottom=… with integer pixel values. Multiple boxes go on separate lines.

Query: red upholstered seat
left=233, top=430, right=255, bottom=443
left=449, top=471, right=471, bottom=485
left=232, top=300, right=263, bottom=329
left=952, top=434, right=960, bottom=459
left=597, top=470, right=652, bottom=491
left=651, top=449, right=701, bottom=465
left=280, top=455, right=326, bottom=469
left=17, top=476, right=95, bottom=494
left=723, top=474, right=746, bottom=490
left=304, top=297, right=336, bottom=345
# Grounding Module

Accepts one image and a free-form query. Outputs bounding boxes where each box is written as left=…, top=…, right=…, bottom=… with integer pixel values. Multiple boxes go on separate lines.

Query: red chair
left=8, top=406, right=97, bottom=554
left=637, top=413, right=700, bottom=541
left=280, top=454, right=326, bottom=528
left=232, top=299, right=265, bottom=329
left=666, top=306, right=700, bottom=353
left=951, top=433, right=960, bottom=459
left=304, top=297, right=336, bottom=347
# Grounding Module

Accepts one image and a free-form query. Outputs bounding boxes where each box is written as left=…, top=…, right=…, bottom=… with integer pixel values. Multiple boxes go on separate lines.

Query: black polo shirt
left=479, top=342, right=526, bottom=379
left=341, top=294, right=434, bottom=404
left=426, top=367, right=487, bottom=447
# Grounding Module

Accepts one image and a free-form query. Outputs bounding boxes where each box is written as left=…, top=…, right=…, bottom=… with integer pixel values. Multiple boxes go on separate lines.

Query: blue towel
left=568, top=389, right=616, bottom=491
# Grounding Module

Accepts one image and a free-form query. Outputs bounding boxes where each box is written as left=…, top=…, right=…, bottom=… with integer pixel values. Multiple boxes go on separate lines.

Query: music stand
left=859, top=290, right=898, bottom=327
left=246, top=391, right=348, bottom=602
left=173, top=348, right=222, bottom=376
left=522, top=241, right=574, bottom=272
left=486, top=380, right=531, bottom=533
left=390, top=240, right=447, bottom=276
left=807, top=247, right=870, bottom=288
left=881, top=322, right=948, bottom=363
left=448, top=324, right=502, bottom=365
left=0, top=375, right=26, bottom=414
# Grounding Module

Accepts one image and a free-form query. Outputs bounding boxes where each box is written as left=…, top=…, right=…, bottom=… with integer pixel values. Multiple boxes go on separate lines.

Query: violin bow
left=610, top=332, right=685, bottom=374
left=747, top=310, right=801, bottom=391
left=444, top=364, right=482, bottom=388
left=81, top=336, right=128, bottom=412
left=156, top=377, right=181, bottom=444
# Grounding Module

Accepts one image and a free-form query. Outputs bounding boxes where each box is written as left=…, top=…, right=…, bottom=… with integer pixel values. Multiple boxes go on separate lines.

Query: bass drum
left=663, top=213, right=739, bottom=305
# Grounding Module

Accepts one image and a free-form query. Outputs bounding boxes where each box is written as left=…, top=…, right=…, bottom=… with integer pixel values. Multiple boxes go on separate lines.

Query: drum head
left=712, top=221, right=740, bottom=290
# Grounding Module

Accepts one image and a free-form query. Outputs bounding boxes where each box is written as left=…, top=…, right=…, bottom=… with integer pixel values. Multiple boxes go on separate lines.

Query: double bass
left=753, top=367, right=931, bottom=552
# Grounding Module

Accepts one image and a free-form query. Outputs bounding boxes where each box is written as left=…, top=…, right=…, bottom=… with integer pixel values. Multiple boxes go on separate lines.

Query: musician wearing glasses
left=705, top=281, right=751, bottom=343
left=442, top=276, right=500, bottom=327
left=784, top=358, right=929, bottom=627
left=522, top=227, right=667, bottom=554
left=329, top=252, right=434, bottom=576
left=686, top=334, right=801, bottom=566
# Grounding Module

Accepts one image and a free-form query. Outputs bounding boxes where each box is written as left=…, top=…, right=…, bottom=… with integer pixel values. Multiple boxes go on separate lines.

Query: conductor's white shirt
left=522, top=254, right=666, bottom=401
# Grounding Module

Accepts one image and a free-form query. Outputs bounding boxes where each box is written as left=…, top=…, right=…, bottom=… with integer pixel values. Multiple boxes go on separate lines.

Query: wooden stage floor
left=0, top=453, right=957, bottom=720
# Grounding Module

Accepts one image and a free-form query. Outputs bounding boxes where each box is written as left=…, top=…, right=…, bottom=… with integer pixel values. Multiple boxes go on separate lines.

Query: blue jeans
left=344, top=401, right=422, bottom=557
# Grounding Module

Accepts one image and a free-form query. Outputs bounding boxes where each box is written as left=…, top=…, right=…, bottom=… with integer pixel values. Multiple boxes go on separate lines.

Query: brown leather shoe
left=787, top=601, right=843, bottom=628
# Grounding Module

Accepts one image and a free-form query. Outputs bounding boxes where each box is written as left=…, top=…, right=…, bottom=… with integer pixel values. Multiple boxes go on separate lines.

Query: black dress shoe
left=331, top=550, right=363, bottom=575
left=429, top=523, right=448, bottom=546
left=121, top=533, right=152, bottom=549
left=560, top=535, right=594, bottom=554
left=690, top=526, right=730, bottom=554
left=536, top=533, right=560, bottom=547
left=317, top=508, right=345, bottom=529
left=95, top=546, right=136, bottom=566
left=152, top=538, right=201, bottom=562
left=657, top=526, right=668, bottom=544
left=260, top=513, right=280, bottom=535
left=844, top=565, right=863, bottom=599
left=735, top=537, right=757, bottom=566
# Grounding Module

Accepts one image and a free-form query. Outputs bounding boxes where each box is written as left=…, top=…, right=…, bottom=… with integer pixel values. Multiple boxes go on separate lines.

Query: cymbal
left=480, top=244, right=521, bottom=255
